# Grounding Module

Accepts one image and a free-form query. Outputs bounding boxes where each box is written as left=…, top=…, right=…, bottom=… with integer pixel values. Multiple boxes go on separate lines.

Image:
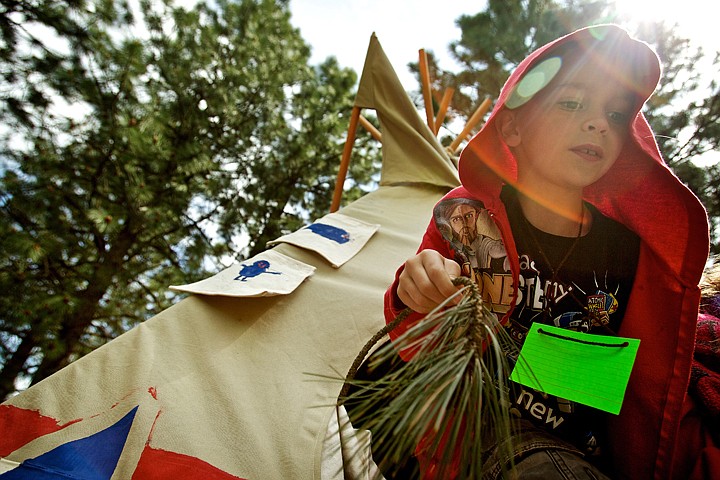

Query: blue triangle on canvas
left=0, top=406, right=137, bottom=479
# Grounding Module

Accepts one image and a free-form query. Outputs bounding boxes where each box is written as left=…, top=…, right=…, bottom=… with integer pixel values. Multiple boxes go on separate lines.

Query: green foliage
left=0, top=0, right=380, bottom=398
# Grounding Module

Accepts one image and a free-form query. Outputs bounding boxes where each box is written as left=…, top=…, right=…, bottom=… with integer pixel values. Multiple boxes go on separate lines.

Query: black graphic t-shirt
left=429, top=187, right=640, bottom=457
left=501, top=186, right=640, bottom=456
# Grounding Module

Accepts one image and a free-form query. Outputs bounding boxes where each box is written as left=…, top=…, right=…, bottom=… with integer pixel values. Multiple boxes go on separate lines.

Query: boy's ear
left=495, top=109, right=521, bottom=147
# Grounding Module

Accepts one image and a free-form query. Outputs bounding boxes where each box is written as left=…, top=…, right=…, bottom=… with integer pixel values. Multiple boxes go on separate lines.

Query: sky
left=289, top=0, right=720, bottom=92
left=289, top=0, right=475, bottom=91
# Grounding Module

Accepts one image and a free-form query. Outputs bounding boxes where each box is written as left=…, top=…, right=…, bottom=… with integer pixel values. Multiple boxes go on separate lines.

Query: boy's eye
left=607, top=110, right=631, bottom=125
left=559, top=100, right=583, bottom=110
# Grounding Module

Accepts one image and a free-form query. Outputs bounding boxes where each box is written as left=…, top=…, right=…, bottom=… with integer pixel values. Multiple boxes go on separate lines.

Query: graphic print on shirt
left=511, top=264, right=623, bottom=340
left=570, top=272, right=620, bottom=331
left=433, top=198, right=512, bottom=314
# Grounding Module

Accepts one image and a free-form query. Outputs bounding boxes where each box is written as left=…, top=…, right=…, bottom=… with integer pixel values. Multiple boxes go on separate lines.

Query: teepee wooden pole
left=419, top=49, right=434, bottom=131
left=331, top=105, right=361, bottom=213
left=450, top=96, right=492, bottom=153
left=358, top=114, right=382, bottom=142
left=433, top=87, right=455, bottom=134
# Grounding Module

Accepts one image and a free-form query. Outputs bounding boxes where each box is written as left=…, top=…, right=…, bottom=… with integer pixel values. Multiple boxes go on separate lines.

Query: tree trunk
left=0, top=333, right=37, bottom=401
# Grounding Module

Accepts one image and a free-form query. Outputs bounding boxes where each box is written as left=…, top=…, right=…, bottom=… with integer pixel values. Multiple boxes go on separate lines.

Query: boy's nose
left=583, top=116, right=609, bottom=134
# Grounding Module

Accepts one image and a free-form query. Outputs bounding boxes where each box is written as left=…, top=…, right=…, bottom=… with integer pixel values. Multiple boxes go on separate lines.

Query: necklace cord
left=520, top=202, right=585, bottom=318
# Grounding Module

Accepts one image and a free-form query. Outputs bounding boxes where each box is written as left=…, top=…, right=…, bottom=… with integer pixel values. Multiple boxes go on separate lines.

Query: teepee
left=0, top=34, right=482, bottom=479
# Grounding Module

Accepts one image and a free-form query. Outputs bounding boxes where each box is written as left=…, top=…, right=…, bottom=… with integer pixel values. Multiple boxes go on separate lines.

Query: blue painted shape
left=234, top=260, right=281, bottom=281
left=0, top=407, right=137, bottom=479
left=306, top=223, right=350, bottom=244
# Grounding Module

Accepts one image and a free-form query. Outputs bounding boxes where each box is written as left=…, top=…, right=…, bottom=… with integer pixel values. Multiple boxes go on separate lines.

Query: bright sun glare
left=612, top=0, right=718, bottom=54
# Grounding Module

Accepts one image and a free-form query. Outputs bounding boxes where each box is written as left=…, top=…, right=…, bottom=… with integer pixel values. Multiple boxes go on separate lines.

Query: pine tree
left=0, top=0, right=379, bottom=399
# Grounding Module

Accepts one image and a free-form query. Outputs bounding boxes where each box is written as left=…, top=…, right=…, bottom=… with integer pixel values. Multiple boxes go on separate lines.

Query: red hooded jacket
left=384, top=25, right=714, bottom=479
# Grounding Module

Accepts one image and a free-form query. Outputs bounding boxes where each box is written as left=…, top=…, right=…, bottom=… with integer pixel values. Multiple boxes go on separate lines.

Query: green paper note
left=509, top=323, right=640, bottom=414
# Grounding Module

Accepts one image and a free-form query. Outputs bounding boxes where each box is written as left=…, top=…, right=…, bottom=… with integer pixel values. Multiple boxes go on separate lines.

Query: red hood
left=458, top=24, right=708, bottom=288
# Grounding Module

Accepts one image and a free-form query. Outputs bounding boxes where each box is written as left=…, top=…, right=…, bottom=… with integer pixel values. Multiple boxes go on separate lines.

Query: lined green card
left=509, top=323, right=640, bottom=414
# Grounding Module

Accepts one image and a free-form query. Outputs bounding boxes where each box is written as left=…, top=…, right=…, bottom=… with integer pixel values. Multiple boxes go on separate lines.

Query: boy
left=384, top=25, right=710, bottom=478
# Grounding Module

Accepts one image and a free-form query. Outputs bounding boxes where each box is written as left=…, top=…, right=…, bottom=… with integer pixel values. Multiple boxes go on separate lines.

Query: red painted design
left=132, top=445, right=246, bottom=480
left=145, top=409, right=163, bottom=445
left=0, top=405, right=80, bottom=456
left=111, top=387, right=144, bottom=408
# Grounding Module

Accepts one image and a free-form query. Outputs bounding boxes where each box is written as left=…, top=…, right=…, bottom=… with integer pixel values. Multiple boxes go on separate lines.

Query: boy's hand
left=397, top=249, right=462, bottom=313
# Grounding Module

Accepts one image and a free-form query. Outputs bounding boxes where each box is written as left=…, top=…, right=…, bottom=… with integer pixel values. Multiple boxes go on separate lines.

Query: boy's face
left=503, top=53, right=636, bottom=195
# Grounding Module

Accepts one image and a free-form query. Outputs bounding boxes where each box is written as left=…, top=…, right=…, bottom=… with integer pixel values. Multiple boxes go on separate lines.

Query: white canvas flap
left=169, top=249, right=315, bottom=297
left=267, top=213, right=380, bottom=268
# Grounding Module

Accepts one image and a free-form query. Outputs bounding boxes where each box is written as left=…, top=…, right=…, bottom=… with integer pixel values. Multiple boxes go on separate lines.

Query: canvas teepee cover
left=0, top=34, right=459, bottom=479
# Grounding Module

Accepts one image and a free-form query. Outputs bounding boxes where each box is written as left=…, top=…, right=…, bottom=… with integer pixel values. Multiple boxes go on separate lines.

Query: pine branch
left=340, top=276, right=519, bottom=478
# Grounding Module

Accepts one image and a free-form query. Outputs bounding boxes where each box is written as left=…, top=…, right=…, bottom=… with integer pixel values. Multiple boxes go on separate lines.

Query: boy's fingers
left=397, top=282, right=435, bottom=313
left=397, top=266, right=442, bottom=313
left=420, top=252, right=460, bottom=294
left=441, top=257, right=462, bottom=293
left=397, top=250, right=462, bottom=312
left=442, top=257, right=463, bottom=305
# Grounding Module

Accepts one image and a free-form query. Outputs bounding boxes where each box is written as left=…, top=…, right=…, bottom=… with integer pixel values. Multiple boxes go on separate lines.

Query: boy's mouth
left=571, top=145, right=604, bottom=159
